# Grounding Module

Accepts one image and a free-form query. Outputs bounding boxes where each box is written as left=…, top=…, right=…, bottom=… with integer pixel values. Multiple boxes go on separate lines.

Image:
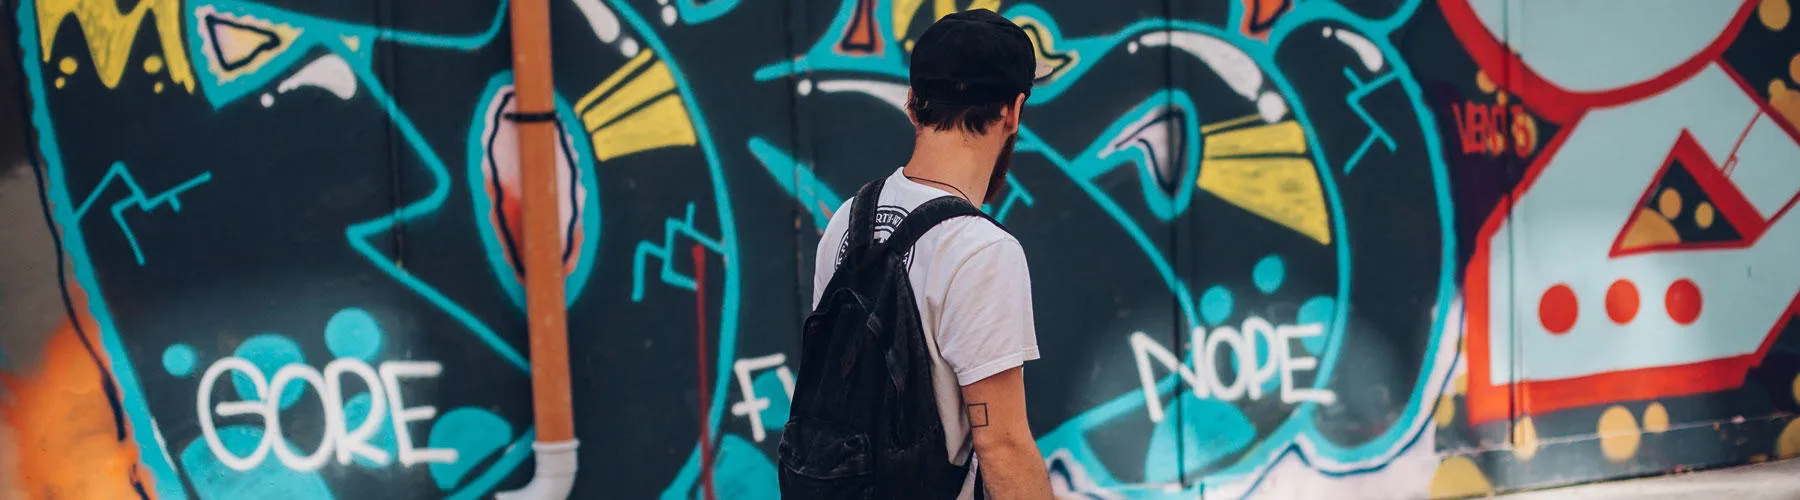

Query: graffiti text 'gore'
left=197, top=358, right=453, bottom=472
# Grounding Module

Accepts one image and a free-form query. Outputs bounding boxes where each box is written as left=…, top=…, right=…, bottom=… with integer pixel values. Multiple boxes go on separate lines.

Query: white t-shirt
left=811, top=167, right=1041, bottom=499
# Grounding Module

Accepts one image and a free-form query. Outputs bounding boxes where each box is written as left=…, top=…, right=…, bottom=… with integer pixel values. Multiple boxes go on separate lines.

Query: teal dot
left=1252, top=255, right=1285, bottom=294
left=163, top=344, right=197, bottom=377
left=325, top=308, right=383, bottom=361
left=1296, top=296, right=1336, bottom=354
left=1200, top=286, right=1234, bottom=326
left=232, top=334, right=306, bottom=409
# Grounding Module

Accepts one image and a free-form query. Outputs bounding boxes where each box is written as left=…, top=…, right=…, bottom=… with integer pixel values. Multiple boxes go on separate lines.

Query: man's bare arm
left=962, top=366, right=1052, bottom=499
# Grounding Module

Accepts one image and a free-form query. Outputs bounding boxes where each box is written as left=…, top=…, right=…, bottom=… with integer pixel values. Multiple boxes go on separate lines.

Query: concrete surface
left=0, top=162, right=63, bottom=375
left=1497, top=459, right=1800, bottom=499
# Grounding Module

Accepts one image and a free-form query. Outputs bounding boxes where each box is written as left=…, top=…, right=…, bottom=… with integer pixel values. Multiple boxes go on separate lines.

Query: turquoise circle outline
left=465, top=73, right=603, bottom=310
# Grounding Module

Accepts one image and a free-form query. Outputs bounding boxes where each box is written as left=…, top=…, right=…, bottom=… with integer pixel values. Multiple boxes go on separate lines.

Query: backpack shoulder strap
left=845, top=178, right=888, bottom=250
left=881, top=195, right=1002, bottom=253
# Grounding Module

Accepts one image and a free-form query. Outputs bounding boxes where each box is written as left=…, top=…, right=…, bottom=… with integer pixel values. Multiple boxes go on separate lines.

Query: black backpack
left=778, top=178, right=1001, bottom=499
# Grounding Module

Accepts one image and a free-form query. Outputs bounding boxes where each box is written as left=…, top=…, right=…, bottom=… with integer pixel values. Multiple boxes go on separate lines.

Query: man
left=807, top=9, right=1052, bottom=499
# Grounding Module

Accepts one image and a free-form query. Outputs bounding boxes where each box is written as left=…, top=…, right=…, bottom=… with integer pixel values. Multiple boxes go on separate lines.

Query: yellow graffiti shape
left=1657, top=188, right=1683, bottom=219
left=1428, top=456, right=1491, bottom=499
left=892, top=0, right=1002, bottom=43
left=1598, top=405, right=1642, bottom=463
left=1642, top=402, right=1670, bottom=433
left=892, top=0, right=928, bottom=40
left=936, top=0, right=1000, bottom=21
left=1433, top=394, right=1456, bottom=427
left=1791, top=373, right=1800, bottom=405
left=1511, top=107, right=1538, bottom=156
left=1695, top=201, right=1716, bottom=229
left=1015, top=16, right=1078, bottom=83
left=1763, top=0, right=1791, bottom=31
left=1197, top=157, right=1329, bottom=245
left=36, top=0, right=194, bottom=92
left=577, top=50, right=698, bottom=162
left=1779, top=419, right=1800, bottom=459
left=1197, top=118, right=1330, bottom=245
left=1512, top=416, right=1540, bottom=460
left=1771, top=79, right=1800, bottom=127
left=1205, top=119, right=1307, bottom=157
left=1619, top=208, right=1681, bottom=250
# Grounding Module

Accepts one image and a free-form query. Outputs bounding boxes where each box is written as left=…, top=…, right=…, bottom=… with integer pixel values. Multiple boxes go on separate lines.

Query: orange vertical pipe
left=508, top=0, right=574, bottom=445
left=496, top=2, right=580, bottom=497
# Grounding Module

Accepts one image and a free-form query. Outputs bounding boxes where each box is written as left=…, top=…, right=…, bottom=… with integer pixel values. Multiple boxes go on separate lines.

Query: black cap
left=909, top=9, right=1036, bottom=105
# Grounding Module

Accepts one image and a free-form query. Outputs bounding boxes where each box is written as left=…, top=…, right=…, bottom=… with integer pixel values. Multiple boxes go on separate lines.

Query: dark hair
left=908, top=96, right=1011, bottom=135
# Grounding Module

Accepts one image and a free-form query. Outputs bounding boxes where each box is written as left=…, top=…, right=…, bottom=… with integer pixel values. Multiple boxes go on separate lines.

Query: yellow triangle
left=580, top=61, right=676, bottom=131
left=1197, top=155, right=1331, bottom=245
left=576, top=51, right=698, bottom=162
left=589, top=95, right=697, bottom=161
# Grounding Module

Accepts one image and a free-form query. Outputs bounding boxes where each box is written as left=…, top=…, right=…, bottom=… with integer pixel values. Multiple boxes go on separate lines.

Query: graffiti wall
left=2, top=0, right=1797, bottom=498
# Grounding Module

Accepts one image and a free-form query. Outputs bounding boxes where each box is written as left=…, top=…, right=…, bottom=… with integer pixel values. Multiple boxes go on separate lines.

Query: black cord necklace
left=904, top=174, right=971, bottom=201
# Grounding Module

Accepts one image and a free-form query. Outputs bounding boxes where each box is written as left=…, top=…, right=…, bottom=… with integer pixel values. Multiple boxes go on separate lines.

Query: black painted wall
left=3, top=0, right=1797, bottom=498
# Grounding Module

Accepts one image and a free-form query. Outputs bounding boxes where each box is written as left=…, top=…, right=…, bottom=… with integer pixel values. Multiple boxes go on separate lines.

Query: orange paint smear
left=1, top=304, right=157, bottom=498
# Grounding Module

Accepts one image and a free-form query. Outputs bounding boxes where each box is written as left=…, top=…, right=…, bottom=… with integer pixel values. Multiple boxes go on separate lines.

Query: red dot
left=1666, top=279, right=1703, bottom=325
left=1539, top=284, right=1579, bottom=334
left=1605, top=280, right=1640, bottom=324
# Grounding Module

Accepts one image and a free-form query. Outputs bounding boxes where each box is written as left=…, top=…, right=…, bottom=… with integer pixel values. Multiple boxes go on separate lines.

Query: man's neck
left=902, top=130, right=998, bottom=205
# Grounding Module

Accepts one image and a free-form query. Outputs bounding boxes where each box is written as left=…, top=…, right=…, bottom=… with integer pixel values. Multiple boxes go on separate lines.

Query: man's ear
left=906, top=90, right=920, bottom=127
left=1004, top=93, right=1027, bottom=133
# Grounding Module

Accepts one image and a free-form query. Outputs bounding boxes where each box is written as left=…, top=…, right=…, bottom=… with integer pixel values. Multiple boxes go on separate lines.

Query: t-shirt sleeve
left=936, top=237, right=1040, bottom=386
left=811, top=198, right=856, bottom=309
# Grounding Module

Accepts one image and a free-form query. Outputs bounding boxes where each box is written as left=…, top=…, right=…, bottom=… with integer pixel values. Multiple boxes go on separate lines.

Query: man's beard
left=984, top=133, right=1017, bottom=204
